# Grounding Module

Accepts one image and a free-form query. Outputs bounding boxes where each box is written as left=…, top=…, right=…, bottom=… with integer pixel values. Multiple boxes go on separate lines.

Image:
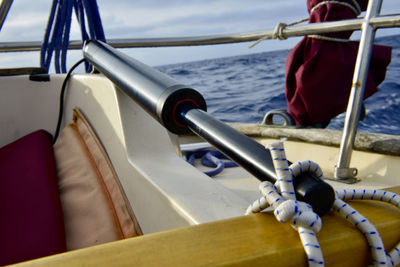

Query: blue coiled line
left=184, top=149, right=238, bottom=177
left=41, top=0, right=105, bottom=73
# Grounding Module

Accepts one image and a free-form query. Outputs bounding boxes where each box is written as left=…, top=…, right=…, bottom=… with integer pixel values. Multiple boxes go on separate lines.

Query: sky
left=0, top=0, right=399, bottom=70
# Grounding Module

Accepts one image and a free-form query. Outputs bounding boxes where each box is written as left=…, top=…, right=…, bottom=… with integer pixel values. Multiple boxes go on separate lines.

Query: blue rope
left=40, top=1, right=57, bottom=69
left=73, top=0, right=90, bottom=72
left=81, top=0, right=95, bottom=39
left=54, top=0, right=69, bottom=73
left=61, top=0, right=74, bottom=73
left=185, top=149, right=238, bottom=177
left=84, top=0, right=105, bottom=41
left=41, top=0, right=106, bottom=73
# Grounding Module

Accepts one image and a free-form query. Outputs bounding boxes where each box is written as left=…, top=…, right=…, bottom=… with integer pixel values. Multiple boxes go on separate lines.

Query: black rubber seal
left=157, top=84, right=207, bottom=135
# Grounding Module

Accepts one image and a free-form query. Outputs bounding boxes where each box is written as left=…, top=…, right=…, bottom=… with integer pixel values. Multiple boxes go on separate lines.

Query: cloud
left=100, top=0, right=308, bottom=38
left=0, top=0, right=50, bottom=40
left=0, top=0, right=398, bottom=68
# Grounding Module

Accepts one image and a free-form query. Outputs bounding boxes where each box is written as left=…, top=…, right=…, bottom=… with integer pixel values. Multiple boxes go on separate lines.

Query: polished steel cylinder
left=83, top=40, right=206, bottom=135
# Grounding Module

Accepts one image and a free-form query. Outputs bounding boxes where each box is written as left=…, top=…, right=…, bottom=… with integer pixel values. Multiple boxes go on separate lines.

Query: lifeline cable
left=249, top=0, right=362, bottom=48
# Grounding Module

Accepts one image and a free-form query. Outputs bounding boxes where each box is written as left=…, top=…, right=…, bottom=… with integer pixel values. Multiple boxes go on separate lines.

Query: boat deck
left=180, top=127, right=400, bottom=201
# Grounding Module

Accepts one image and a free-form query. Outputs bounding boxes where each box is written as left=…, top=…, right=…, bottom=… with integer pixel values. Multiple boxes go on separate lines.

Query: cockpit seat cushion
left=0, top=130, right=66, bottom=266
left=53, top=108, right=142, bottom=251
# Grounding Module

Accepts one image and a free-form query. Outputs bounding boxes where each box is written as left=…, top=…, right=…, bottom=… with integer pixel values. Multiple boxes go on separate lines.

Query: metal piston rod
left=83, top=40, right=335, bottom=215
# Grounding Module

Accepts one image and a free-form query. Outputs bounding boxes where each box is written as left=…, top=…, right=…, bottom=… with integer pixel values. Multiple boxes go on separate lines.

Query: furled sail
left=285, top=0, right=392, bottom=126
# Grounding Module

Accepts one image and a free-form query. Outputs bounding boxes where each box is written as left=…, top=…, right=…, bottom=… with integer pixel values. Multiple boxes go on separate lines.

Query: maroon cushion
left=0, top=130, right=66, bottom=265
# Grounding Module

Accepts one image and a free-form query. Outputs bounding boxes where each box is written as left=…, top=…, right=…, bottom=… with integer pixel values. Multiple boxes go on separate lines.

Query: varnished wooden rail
left=13, top=187, right=400, bottom=266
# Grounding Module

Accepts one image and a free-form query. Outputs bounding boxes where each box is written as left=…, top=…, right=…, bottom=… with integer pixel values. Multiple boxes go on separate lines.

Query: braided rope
left=41, top=0, right=106, bottom=73
left=310, top=0, right=361, bottom=16
left=307, top=34, right=350, bottom=42
left=336, top=189, right=400, bottom=266
left=248, top=18, right=308, bottom=48
left=246, top=140, right=400, bottom=266
left=247, top=141, right=324, bottom=266
left=184, top=149, right=238, bottom=177
left=249, top=0, right=362, bottom=48
left=308, top=0, right=361, bottom=42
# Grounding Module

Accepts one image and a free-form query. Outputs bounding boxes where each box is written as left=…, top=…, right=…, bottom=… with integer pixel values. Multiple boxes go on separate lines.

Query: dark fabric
left=0, top=130, right=66, bottom=265
left=285, top=0, right=392, bottom=125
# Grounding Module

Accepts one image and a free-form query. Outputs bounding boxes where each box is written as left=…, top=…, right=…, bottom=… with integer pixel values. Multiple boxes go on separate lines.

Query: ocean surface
left=157, top=35, right=400, bottom=135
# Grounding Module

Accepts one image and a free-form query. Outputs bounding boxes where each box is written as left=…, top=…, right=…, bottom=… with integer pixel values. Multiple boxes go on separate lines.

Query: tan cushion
left=54, top=108, right=141, bottom=250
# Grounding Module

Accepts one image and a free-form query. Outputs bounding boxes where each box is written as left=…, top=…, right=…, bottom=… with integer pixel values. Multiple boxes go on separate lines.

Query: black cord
left=53, top=58, right=87, bottom=144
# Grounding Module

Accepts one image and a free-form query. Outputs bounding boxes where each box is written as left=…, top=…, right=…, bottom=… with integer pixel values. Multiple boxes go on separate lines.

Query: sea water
left=157, top=35, right=400, bottom=135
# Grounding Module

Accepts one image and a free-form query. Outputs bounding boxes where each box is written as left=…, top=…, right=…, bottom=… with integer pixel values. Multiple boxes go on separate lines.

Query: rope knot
left=247, top=140, right=325, bottom=265
left=246, top=140, right=400, bottom=266
left=274, top=199, right=322, bottom=233
left=272, top=22, right=288, bottom=40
